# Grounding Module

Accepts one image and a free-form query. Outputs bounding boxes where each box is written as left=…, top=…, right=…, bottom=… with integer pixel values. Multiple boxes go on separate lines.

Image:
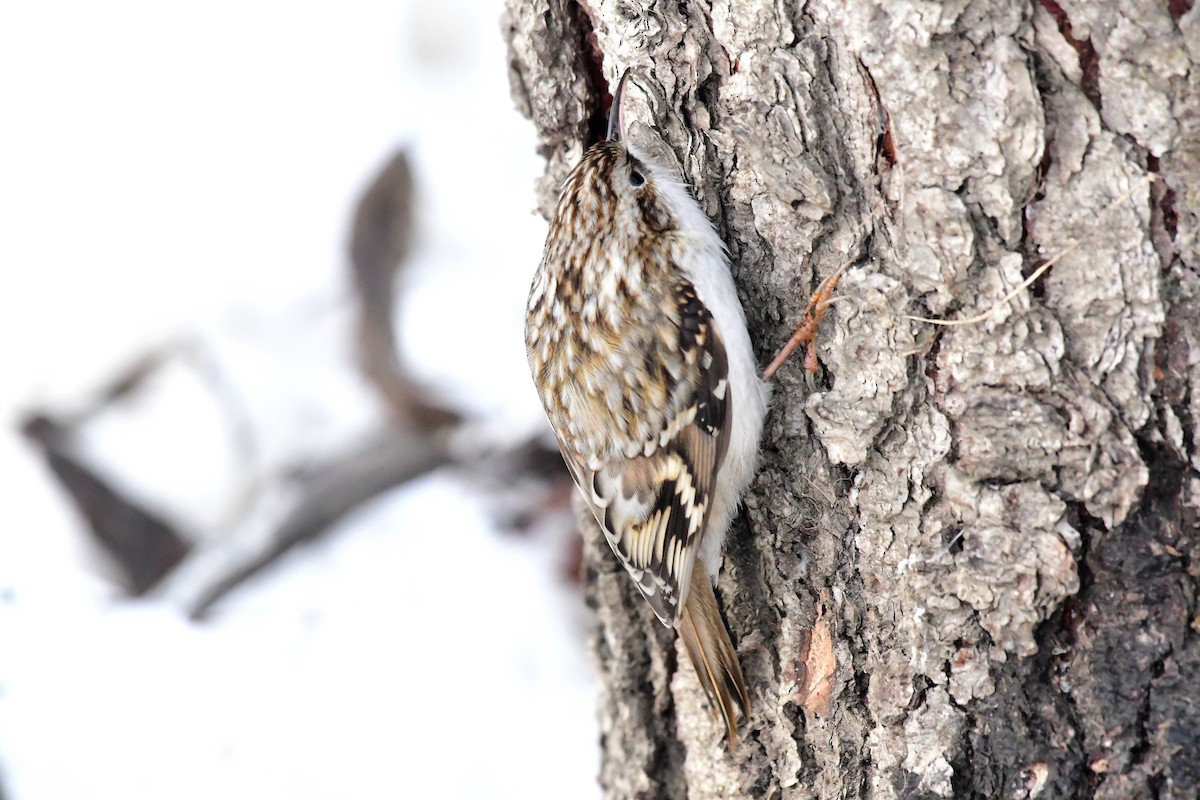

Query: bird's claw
left=761, top=267, right=844, bottom=381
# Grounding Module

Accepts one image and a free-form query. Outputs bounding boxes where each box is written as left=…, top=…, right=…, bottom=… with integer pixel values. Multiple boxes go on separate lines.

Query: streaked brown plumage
left=525, top=71, right=770, bottom=746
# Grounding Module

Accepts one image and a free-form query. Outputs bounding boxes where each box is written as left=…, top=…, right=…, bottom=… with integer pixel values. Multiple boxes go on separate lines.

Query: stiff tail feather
left=679, top=568, right=750, bottom=747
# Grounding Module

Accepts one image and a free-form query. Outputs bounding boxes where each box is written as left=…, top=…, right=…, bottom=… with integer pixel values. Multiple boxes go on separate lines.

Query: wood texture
left=505, top=1, right=1200, bottom=797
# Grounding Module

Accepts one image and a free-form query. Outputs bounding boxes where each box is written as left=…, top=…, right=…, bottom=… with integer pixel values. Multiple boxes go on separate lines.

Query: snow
left=0, top=2, right=599, bottom=798
left=1, top=477, right=596, bottom=799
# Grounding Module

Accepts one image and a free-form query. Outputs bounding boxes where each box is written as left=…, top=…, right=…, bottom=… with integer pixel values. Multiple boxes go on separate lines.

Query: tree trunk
left=503, top=1, right=1200, bottom=797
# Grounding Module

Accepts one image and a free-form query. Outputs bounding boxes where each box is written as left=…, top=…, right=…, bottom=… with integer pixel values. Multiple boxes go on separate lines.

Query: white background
left=0, top=2, right=600, bottom=797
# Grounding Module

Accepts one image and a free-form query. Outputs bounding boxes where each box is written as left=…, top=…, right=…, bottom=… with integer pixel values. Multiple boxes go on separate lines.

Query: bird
left=525, top=70, right=838, bottom=746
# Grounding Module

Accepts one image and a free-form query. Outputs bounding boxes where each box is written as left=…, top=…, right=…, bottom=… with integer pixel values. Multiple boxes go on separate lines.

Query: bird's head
left=550, top=71, right=679, bottom=248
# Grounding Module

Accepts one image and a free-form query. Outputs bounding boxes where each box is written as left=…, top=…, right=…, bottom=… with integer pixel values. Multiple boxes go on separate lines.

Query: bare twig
left=350, top=148, right=460, bottom=429
left=20, top=414, right=191, bottom=594
left=187, top=428, right=450, bottom=619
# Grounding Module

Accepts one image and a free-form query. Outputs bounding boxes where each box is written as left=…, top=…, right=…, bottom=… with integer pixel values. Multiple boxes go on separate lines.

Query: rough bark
left=504, top=1, right=1200, bottom=798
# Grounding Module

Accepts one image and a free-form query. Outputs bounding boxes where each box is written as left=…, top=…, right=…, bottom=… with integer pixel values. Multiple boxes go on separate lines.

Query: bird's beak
left=607, top=69, right=632, bottom=143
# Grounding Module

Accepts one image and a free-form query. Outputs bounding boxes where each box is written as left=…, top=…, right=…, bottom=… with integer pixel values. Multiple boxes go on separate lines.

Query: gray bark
left=504, top=1, right=1200, bottom=798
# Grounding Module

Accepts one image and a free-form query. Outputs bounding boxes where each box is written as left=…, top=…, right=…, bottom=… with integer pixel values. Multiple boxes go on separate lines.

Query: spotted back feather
left=525, top=119, right=758, bottom=744
left=528, top=143, right=731, bottom=624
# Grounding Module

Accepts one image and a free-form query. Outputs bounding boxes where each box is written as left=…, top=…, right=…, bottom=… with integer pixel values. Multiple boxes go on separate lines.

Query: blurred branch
left=350, top=148, right=459, bottom=429
left=180, top=148, right=467, bottom=615
left=21, top=413, right=191, bottom=595
left=20, top=146, right=570, bottom=618
left=188, top=427, right=449, bottom=619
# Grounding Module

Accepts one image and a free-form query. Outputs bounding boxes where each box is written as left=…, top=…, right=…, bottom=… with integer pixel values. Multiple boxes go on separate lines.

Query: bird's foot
left=761, top=266, right=845, bottom=381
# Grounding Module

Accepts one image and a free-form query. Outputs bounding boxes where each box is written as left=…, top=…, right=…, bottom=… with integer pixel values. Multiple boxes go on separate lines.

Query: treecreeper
left=524, top=69, right=838, bottom=747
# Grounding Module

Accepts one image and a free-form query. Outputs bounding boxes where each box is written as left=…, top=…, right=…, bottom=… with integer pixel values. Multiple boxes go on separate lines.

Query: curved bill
left=606, top=69, right=633, bottom=142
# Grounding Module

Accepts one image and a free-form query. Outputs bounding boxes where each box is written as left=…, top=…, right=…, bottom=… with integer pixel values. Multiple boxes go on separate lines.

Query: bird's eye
left=628, top=169, right=646, bottom=188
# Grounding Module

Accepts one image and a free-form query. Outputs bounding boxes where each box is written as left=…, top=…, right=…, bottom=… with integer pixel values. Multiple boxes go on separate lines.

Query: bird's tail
left=679, top=568, right=750, bottom=747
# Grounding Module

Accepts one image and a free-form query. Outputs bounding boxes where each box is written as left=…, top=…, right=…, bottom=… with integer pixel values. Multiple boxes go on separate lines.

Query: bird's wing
left=562, top=281, right=731, bottom=626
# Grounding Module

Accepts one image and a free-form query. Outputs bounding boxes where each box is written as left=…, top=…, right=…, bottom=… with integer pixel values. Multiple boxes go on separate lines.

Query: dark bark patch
left=568, top=0, right=609, bottom=147
left=1148, top=155, right=1180, bottom=268
left=1036, top=0, right=1103, bottom=110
